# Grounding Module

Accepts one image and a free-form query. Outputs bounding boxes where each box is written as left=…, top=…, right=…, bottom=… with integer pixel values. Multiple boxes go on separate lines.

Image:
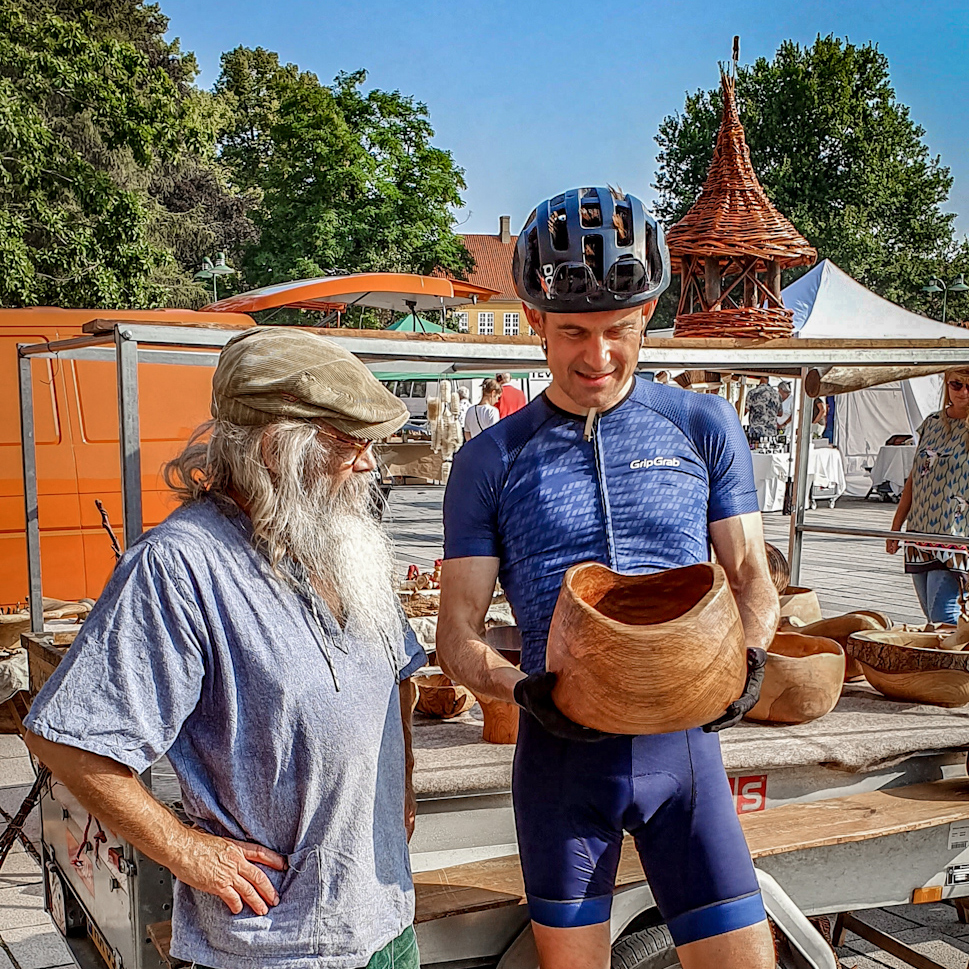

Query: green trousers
left=364, top=925, right=420, bottom=969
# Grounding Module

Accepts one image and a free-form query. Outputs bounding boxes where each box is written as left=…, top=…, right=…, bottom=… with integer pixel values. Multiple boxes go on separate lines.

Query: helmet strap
left=583, top=408, right=598, bottom=442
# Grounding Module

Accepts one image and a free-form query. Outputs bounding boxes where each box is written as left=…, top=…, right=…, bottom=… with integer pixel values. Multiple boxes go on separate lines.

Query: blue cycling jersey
left=443, top=377, right=759, bottom=675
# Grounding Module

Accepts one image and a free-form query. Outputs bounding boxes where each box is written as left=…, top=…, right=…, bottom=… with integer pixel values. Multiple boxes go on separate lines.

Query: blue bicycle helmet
left=512, top=187, right=671, bottom=313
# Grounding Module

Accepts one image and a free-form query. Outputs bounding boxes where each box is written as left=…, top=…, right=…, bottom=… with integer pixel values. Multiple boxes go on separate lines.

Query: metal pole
left=115, top=328, right=143, bottom=548
left=787, top=368, right=814, bottom=585
left=18, top=352, right=44, bottom=633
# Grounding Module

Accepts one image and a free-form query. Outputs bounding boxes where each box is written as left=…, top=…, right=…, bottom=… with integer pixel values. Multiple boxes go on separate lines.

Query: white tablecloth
left=751, top=446, right=847, bottom=512
left=868, top=445, right=916, bottom=496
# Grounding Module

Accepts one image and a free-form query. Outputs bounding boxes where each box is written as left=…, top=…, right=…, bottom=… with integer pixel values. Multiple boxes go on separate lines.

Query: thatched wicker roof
left=666, top=72, right=817, bottom=268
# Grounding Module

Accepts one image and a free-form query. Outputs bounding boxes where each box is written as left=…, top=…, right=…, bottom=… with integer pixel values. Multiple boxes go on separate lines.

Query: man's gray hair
left=165, top=420, right=403, bottom=651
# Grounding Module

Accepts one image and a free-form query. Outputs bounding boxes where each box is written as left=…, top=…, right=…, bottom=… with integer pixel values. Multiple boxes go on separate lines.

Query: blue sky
left=163, top=0, right=969, bottom=240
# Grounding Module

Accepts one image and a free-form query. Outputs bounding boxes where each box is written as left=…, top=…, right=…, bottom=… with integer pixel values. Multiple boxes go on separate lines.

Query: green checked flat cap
left=211, top=326, right=409, bottom=441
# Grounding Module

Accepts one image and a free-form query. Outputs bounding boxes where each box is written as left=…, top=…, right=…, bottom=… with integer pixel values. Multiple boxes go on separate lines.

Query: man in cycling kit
left=437, top=187, right=778, bottom=969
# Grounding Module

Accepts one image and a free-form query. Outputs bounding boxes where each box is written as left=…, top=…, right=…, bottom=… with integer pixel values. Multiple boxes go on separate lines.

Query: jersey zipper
left=589, top=414, right=619, bottom=570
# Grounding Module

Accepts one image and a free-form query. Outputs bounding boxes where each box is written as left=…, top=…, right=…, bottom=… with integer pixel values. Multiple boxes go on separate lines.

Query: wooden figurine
left=745, top=632, right=845, bottom=724
left=847, top=630, right=969, bottom=707
left=546, top=562, right=746, bottom=734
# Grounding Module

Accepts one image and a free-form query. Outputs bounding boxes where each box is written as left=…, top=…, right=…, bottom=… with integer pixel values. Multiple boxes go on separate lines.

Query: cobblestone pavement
left=0, top=490, right=963, bottom=968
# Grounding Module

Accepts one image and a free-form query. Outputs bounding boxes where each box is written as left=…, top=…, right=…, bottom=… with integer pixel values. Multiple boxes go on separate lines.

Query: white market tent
left=783, top=260, right=969, bottom=494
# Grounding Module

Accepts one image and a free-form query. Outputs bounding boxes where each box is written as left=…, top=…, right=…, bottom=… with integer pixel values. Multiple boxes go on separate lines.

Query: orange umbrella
left=202, top=272, right=496, bottom=315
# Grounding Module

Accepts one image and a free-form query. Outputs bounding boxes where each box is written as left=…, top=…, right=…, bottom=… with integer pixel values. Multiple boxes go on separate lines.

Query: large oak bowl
left=846, top=630, right=969, bottom=707
left=546, top=562, right=746, bottom=735
left=745, top=632, right=845, bottom=724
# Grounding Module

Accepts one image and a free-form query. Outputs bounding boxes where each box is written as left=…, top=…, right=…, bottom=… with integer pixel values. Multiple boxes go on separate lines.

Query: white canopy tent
left=784, top=260, right=969, bottom=494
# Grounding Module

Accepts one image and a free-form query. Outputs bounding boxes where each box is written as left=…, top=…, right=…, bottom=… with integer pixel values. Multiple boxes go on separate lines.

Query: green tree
left=653, top=36, right=963, bottom=323
left=216, top=51, right=474, bottom=286
left=0, top=0, right=255, bottom=308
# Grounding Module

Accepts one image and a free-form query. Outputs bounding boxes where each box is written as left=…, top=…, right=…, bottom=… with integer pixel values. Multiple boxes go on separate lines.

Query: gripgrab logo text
left=629, top=457, right=681, bottom=470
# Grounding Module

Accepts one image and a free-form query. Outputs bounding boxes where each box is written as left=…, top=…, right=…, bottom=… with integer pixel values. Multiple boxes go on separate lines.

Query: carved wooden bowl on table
left=546, top=562, right=746, bottom=735
left=846, top=629, right=969, bottom=707
left=745, top=631, right=845, bottom=725
left=413, top=673, right=476, bottom=719
left=778, top=586, right=823, bottom=625
left=795, top=612, right=892, bottom=681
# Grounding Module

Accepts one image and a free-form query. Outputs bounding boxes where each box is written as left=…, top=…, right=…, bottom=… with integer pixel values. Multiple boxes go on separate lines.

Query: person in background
left=777, top=381, right=794, bottom=434
left=456, top=386, right=472, bottom=430
left=464, top=378, right=502, bottom=440
left=745, top=377, right=780, bottom=443
left=887, top=367, right=969, bottom=624
left=495, top=372, right=527, bottom=418
left=24, top=328, right=426, bottom=969
left=811, top=397, right=828, bottom=439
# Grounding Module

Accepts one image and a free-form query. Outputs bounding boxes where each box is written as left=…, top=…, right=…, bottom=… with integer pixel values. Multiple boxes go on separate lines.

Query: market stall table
left=868, top=444, right=916, bottom=498
left=752, top=445, right=847, bottom=512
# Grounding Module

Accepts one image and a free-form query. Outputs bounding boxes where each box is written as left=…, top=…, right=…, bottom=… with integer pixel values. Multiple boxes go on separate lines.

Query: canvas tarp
left=784, top=261, right=968, bottom=495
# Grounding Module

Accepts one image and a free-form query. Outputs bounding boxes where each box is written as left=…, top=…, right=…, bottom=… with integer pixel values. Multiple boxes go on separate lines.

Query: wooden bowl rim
left=847, top=630, right=969, bottom=672
left=770, top=631, right=845, bottom=658
left=562, top=561, right=724, bottom=631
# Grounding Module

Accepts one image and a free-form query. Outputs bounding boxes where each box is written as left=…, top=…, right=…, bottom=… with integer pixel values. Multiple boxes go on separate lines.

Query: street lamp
left=194, top=251, right=237, bottom=302
left=923, top=274, right=969, bottom=323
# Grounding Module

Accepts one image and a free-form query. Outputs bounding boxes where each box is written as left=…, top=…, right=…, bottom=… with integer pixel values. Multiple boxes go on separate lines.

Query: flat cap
left=211, top=326, right=409, bottom=441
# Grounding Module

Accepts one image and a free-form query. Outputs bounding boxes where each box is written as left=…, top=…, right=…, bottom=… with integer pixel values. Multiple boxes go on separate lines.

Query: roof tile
left=460, top=234, right=520, bottom=300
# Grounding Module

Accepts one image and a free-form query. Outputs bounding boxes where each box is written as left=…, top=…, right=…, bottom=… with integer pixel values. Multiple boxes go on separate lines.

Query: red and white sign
left=729, top=774, right=767, bottom=814
left=66, top=828, right=95, bottom=897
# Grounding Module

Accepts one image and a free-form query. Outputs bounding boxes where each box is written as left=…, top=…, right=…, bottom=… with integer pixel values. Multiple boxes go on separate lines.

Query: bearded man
left=25, top=328, right=426, bottom=969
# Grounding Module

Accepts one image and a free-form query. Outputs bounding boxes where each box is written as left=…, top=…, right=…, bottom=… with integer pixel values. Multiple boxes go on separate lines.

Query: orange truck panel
left=0, top=308, right=252, bottom=609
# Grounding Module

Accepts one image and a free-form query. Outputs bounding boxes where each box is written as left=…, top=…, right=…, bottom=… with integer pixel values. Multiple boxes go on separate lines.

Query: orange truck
left=1, top=308, right=253, bottom=609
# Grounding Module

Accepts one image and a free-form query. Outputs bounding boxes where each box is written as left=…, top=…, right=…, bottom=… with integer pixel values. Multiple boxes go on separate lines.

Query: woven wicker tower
left=667, top=67, right=816, bottom=339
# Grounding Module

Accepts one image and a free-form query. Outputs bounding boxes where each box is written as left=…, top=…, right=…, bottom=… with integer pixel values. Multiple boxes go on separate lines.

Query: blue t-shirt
left=26, top=500, right=426, bottom=969
left=443, top=378, right=758, bottom=674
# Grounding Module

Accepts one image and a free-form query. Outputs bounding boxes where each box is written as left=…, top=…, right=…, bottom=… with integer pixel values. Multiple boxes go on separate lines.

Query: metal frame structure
left=18, top=323, right=969, bottom=632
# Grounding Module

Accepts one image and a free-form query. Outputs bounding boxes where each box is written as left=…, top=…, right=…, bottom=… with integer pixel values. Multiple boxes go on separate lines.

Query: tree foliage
left=654, top=35, right=967, bottom=323
left=217, top=49, right=474, bottom=285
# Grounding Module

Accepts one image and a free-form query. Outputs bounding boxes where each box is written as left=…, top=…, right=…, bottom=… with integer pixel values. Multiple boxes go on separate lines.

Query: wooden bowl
left=745, top=632, right=845, bottom=724
left=846, top=630, right=969, bottom=707
left=779, top=586, right=823, bottom=625
left=797, top=613, right=892, bottom=680
left=546, top=562, right=746, bottom=735
left=414, top=672, right=476, bottom=718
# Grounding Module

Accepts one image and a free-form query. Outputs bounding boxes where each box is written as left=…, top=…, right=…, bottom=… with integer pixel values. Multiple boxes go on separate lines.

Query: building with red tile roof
left=452, top=216, right=531, bottom=336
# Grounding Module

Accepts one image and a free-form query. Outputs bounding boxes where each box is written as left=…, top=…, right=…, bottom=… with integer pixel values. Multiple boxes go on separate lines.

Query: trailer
left=15, top=321, right=969, bottom=969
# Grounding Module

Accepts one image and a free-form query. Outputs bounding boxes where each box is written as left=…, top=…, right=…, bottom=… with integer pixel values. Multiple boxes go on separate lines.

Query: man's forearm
left=436, top=622, right=524, bottom=703
left=25, top=732, right=194, bottom=872
left=732, top=573, right=779, bottom=651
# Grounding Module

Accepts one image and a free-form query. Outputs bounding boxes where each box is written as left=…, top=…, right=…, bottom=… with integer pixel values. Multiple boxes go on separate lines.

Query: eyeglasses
left=547, top=256, right=650, bottom=300
left=948, top=380, right=969, bottom=392
left=315, top=424, right=373, bottom=466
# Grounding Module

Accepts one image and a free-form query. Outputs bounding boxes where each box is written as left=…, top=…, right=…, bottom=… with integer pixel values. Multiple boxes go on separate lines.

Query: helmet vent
left=549, top=206, right=569, bottom=251
left=584, top=234, right=604, bottom=284
left=614, top=204, right=633, bottom=247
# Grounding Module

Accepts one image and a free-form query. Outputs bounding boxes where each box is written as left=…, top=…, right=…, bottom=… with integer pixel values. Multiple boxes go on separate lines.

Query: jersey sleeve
left=24, top=541, right=207, bottom=773
left=690, top=394, right=760, bottom=522
left=443, top=434, right=504, bottom=559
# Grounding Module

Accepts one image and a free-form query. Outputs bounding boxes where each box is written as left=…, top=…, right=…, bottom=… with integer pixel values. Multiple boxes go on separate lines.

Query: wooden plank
left=146, top=921, right=188, bottom=968
left=415, top=779, right=969, bottom=923
left=740, top=779, right=969, bottom=858
left=836, top=912, right=952, bottom=969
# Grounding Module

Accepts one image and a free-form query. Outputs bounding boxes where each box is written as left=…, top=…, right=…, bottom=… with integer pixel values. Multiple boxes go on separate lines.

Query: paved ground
left=0, top=490, right=963, bottom=968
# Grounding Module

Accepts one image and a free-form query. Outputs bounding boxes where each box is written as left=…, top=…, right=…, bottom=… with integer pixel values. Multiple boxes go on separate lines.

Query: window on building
left=503, top=312, right=520, bottom=336
left=454, top=312, right=469, bottom=333
left=478, top=312, right=494, bottom=335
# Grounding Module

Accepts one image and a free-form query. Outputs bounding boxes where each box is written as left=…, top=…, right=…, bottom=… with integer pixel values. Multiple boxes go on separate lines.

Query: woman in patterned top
left=887, top=367, right=969, bottom=623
